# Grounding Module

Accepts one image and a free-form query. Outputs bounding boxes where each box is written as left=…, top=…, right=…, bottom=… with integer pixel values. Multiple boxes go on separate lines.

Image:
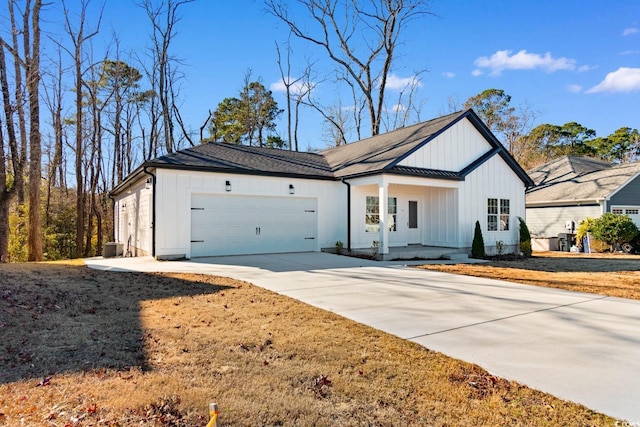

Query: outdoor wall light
left=144, top=178, right=152, bottom=190
left=289, top=184, right=295, bottom=194
left=225, top=180, right=232, bottom=191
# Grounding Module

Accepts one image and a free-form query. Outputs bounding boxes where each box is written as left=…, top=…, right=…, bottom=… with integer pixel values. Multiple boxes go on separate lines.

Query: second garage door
left=191, top=194, right=317, bottom=257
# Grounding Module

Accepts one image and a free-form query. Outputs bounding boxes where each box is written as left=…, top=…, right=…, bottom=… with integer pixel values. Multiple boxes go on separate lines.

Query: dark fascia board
left=388, top=109, right=534, bottom=187
left=135, top=162, right=338, bottom=182
left=109, top=164, right=149, bottom=197
left=463, top=109, right=534, bottom=187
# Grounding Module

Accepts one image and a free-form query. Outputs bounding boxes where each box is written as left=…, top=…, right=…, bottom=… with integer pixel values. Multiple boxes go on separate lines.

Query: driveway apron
left=85, top=253, right=640, bottom=423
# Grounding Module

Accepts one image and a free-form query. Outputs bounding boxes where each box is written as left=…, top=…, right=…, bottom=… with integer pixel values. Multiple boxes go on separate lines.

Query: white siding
left=527, top=205, right=603, bottom=237
left=422, top=187, right=459, bottom=246
left=114, top=179, right=153, bottom=256
left=154, top=169, right=346, bottom=259
left=349, top=179, right=461, bottom=249
left=458, top=155, right=526, bottom=252
left=398, top=119, right=490, bottom=171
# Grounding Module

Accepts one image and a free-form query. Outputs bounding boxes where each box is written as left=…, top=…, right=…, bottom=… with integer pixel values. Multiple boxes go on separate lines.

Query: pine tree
left=518, top=217, right=532, bottom=257
left=471, top=220, right=485, bottom=258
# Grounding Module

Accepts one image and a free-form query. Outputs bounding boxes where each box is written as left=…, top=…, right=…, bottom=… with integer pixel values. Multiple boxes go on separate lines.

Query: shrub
left=518, top=217, right=532, bottom=257
left=590, top=213, right=639, bottom=250
left=471, top=220, right=485, bottom=258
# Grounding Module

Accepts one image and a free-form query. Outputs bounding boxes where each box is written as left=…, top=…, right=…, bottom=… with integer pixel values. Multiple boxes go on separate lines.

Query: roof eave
left=144, top=161, right=338, bottom=181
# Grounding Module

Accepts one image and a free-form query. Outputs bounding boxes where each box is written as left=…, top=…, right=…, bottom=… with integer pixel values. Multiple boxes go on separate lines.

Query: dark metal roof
left=388, top=166, right=463, bottom=180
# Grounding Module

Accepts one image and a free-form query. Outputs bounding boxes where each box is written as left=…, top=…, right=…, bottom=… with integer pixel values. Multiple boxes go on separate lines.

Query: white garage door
left=612, top=206, right=640, bottom=228
left=190, top=194, right=317, bottom=257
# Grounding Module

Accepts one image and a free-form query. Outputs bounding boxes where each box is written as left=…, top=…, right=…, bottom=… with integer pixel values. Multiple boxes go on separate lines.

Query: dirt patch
left=0, top=261, right=616, bottom=426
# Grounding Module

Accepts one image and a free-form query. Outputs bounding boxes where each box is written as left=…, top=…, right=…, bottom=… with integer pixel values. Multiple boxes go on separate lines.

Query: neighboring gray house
left=110, top=109, right=533, bottom=260
left=526, top=156, right=640, bottom=238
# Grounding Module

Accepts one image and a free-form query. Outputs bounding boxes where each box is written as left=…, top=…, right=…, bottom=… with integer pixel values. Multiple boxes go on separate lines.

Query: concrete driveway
left=85, top=252, right=640, bottom=423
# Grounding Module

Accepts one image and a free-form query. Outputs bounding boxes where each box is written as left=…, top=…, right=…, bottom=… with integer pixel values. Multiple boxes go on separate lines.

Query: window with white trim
left=612, top=208, right=624, bottom=215
left=488, top=198, right=510, bottom=231
left=365, top=196, right=397, bottom=232
left=626, top=209, right=639, bottom=215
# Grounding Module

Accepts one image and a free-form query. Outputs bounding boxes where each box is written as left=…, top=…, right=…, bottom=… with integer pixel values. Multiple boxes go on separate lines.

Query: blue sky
left=45, top=1, right=640, bottom=152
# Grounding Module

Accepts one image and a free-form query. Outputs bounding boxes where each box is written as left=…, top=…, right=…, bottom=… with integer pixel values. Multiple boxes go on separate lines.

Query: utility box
left=558, top=233, right=576, bottom=252
left=103, top=242, right=124, bottom=258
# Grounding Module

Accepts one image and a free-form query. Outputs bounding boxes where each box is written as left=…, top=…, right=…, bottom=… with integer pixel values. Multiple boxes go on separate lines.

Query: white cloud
left=384, top=73, right=423, bottom=91
left=620, top=49, right=640, bottom=55
left=269, top=76, right=312, bottom=95
left=442, top=71, right=455, bottom=78
left=471, top=69, right=483, bottom=76
left=474, top=49, right=576, bottom=76
left=622, top=27, right=638, bottom=36
left=566, top=84, right=583, bottom=93
left=391, top=103, right=406, bottom=113
left=586, top=67, right=640, bottom=93
left=577, top=64, right=595, bottom=73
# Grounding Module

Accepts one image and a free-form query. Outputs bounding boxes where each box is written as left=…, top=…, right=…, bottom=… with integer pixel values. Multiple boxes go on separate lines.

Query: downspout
left=341, top=179, right=351, bottom=252
left=143, top=166, right=156, bottom=258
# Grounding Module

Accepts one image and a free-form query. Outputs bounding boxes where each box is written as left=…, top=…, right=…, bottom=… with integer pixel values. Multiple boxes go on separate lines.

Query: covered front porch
left=345, top=174, right=465, bottom=258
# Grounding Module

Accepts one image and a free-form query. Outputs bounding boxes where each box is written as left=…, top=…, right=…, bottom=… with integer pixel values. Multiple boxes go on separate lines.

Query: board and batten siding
left=115, top=179, right=153, bottom=256
left=398, top=118, right=490, bottom=172
left=458, top=154, right=526, bottom=250
left=154, top=169, right=346, bottom=259
left=526, top=205, right=602, bottom=237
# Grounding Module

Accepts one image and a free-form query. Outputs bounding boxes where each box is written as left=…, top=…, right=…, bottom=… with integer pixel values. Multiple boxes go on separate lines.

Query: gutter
left=143, top=166, right=157, bottom=258
left=341, top=179, right=351, bottom=252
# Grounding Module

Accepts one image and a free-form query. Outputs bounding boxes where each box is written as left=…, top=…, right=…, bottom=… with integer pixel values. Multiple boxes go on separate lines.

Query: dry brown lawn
left=0, top=261, right=617, bottom=426
left=419, top=251, right=640, bottom=300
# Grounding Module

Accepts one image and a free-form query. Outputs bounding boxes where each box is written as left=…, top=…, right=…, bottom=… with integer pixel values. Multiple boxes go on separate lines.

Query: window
left=612, top=208, right=624, bottom=215
left=488, top=198, right=510, bottom=231
left=626, top=209, right=639, bottom=215
left=365, top=196, right=397, bottom=232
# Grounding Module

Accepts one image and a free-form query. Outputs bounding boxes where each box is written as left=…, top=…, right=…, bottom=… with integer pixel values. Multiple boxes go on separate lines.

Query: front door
left=407, top=200, right=420, bottom=244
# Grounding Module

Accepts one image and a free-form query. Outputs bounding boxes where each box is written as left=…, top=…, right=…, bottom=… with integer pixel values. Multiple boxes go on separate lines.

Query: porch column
left=378, top=179, right=389, bottom=255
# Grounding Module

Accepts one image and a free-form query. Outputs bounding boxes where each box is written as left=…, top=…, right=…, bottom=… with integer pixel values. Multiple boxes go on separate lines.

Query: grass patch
left=419, top=251, right=640, bottom=300
left=0, top=263, right=615, bottom=425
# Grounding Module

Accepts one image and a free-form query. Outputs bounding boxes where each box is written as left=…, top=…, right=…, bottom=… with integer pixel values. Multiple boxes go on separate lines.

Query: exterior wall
left=526, top=205, right=602, bottom=237
left=154, top=169, right=346, bottom=259
left=113, top=178, right=153, bottom=256
left=458, top=155, right=526, bottom=253
left=608, top=174, right=640, bottom=208
left=398, top=119, right=490, bottom=171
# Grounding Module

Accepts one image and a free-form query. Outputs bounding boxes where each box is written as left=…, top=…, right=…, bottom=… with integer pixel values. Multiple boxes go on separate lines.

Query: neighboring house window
left=365, top=196, right=397, bottom=232
left=626, top=209, right=638, bottom=215
left=487, top=198, right=510, bottom=231
left=612, top=208, right=624, bottom=215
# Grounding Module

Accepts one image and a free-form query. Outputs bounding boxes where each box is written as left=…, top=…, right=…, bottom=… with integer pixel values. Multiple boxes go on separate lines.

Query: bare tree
left=140, top=0, right=193, bottom=154
left=275, top=38, right=302, bottom=150
left=7, top=1, right=28, bottom=204
left=25, top=0, right=43, bottom=261
left=42, top=46, right=67, bottom=189
left=267, top=0, right=432, bottom=137
left=62, top=0, right=102, bottom=258
left=382, top=71, right=424, bottom=131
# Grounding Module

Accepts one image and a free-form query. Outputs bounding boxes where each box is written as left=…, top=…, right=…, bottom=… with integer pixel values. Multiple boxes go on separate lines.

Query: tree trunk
left=26, top=0, right=43, bottom=262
